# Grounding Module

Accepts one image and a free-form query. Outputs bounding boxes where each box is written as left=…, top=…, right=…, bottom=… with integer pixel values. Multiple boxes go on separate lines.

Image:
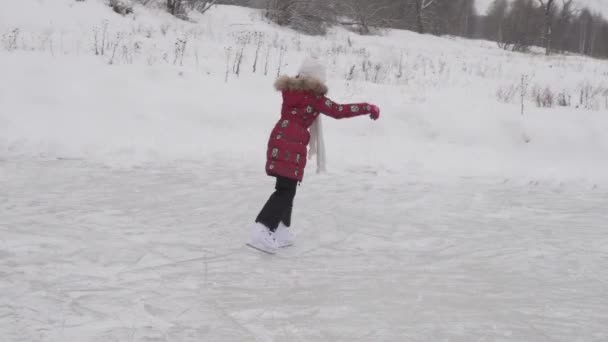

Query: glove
left=369, top=104, right=380, bottom=120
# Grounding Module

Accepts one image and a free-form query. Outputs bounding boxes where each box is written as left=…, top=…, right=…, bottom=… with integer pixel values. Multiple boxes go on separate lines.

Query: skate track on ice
left=1, top=159, right=607, bottom=341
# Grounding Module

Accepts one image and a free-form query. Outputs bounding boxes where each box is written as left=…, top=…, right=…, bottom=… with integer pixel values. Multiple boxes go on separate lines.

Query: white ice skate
left=274, top=222, right=296, bottom=248
left=247, top=223, right=278, bottom=254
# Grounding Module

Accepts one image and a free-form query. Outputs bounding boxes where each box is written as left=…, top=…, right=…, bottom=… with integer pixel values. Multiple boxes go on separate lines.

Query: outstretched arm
left=315, top=96, right=373, bottom=120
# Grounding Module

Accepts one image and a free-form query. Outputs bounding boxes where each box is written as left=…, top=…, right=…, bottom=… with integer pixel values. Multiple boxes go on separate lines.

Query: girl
left=248, top=58, right=380, bottom=254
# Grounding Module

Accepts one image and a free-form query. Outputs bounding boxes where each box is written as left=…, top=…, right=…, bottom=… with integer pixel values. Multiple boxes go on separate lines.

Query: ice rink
left=2, top=159, right=607, bottom=341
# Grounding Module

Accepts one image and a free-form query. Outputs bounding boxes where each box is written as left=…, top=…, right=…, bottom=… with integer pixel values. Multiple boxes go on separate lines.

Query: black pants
left=256, top=176, right=298, bottom=232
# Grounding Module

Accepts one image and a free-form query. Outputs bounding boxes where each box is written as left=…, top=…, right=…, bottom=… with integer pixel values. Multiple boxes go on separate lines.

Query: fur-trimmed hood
left=274, top=75, right=328, bottom=96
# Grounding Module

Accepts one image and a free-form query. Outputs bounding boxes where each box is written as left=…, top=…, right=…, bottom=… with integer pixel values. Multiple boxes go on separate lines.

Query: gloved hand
left=369, top=104, right=380, bottom=120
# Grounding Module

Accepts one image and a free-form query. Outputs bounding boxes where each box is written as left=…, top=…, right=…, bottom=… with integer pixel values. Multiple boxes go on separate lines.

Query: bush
left=557, top=92, right=570, bottom=107
left=109, top=0, right=133, bottom=15
left=496, top=84, right=519, bottom=103
left=265, top=0, right=333, bottom=36
left=531, top=86, right=554, bottom=108
left=165, top=0, right=186, bottom=19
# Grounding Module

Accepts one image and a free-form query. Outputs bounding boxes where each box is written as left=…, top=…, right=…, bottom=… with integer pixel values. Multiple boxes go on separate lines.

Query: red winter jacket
left=266, top=75, right=373, bottom=181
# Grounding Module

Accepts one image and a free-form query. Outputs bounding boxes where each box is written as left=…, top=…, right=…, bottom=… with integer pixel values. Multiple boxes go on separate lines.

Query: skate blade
left=246, top=243, right=277, bottom=255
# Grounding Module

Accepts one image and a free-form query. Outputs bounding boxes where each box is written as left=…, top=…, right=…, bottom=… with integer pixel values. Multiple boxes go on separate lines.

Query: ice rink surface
left=2, top=159, right=606, bottom=341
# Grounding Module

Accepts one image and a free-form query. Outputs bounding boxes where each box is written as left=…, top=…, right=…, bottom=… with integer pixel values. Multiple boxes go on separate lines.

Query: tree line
left=116, top=0, right=608, bottom=59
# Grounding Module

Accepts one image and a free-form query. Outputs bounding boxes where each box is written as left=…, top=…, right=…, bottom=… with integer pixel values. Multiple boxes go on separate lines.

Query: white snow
left=1, top=1, right=608, bottom=341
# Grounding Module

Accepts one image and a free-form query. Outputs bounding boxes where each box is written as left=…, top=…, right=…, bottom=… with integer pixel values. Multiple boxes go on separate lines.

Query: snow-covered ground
left=2, top=158, right=608, bottom=341
left=1, top=1, right=608, bottom=181
left=1, top=1, right=608, bottom=341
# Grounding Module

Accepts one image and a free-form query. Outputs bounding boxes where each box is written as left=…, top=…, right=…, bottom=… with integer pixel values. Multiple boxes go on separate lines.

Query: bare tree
left=553, top=0, right=576, bottom=53
left=498, top=0, right=544, bottom=52
left=434, top=0, right=476, bottom=37
left=587, top=13, right=604, bottom=57
left=417, top=0, right=437, bottom=34
left=338, top=0, right=396, bottom=35
left=485, top=0, right=509, bottom=41
left=193, top=0, right=219, bottom=14
left=215, top=0, right=264, bottom=6
left=265, top=0, right=335, bottom=35
left=537, top=0, right=557, bottom=55
left=166, top=0, right=218, bottom=19
left=576, top=9, right=594, bottom=54
left=402, top=0, right=438, bottom=34
left=167, top=0, right=188, bottom=18
left=109, top=0, right=133, bottom=15
left=597, top=20, right=608, bottom=58
left=476, top=0, right=607, bottom=58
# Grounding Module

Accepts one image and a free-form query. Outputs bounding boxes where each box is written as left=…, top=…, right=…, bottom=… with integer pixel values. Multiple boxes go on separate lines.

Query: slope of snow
left=1, top=1, right=607, bottom=181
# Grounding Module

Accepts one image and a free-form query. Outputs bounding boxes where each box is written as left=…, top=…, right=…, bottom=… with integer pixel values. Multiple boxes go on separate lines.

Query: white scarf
left=308, top=116, right=326, bottom=173
left=299, top=56, right=327, bottom=173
